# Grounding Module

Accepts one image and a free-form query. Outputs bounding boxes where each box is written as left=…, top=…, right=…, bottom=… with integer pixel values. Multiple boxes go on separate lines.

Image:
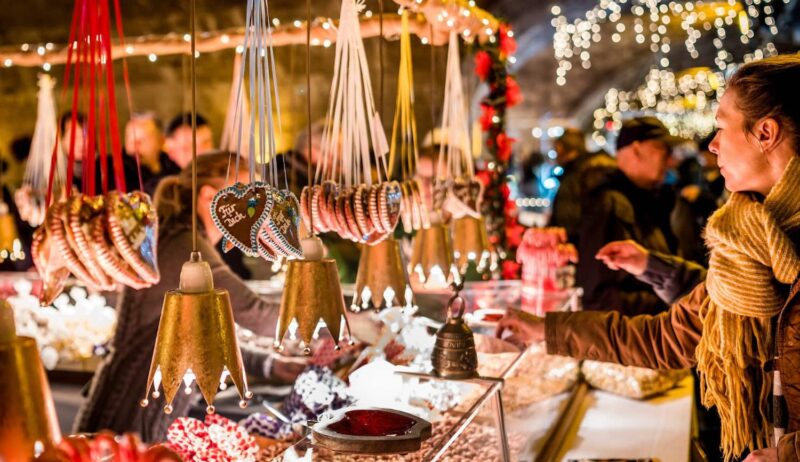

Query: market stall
left=6, top=0, right=794, bottom=458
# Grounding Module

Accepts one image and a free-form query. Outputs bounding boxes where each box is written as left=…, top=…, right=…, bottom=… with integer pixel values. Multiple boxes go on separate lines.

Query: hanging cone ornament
left=451, top=215, right=490, bottom=273
left=16, top=74, right=62, bottom=228
left=434, top=30, right=482, bottom=222
left=141, top=253, right=252, bottom=414
left=410, top=223, right=458, bottom=289
left=275, top=237, right=351, bottom=353
left=0, top=300, right=62, bottom=461
left=353, top=237, right=414, bottom=312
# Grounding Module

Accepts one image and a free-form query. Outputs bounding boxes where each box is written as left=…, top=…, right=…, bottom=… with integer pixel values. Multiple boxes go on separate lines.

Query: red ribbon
left=45, top=0, right=134, bottom=208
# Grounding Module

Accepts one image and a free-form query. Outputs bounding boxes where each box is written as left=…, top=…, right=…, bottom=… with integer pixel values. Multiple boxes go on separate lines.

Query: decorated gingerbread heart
left=261, top=188, right=303, bottom=259
left=107, top=191, right=160, bottom=284
left=211, top=182, right=273, bottom=257
left=378, top=181, right=403, bottom=232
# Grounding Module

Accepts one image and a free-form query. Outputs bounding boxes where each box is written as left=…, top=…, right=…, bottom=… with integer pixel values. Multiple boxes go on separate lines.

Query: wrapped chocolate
left=242, top=366, right=352, bottom=440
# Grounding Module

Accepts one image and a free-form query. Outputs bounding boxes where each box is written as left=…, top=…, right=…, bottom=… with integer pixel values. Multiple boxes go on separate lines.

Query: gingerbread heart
left=257, top=232, right=280, bottom=261
left=261, top=189, right=303, bottom=259
left=66, top=195, right=115, bottom=291
left=211, top=182, right=273, bottom=257
left=48, top=200, right=104, bottom=291
left=106, top=191, right=160, bottom=285
left=378, top=181, right=403, bottom=232
left=31, top=226, right=70, bottom=306
left=354, top=185, right=373, bottom=237
left=89, top=214, right=149, bottom=289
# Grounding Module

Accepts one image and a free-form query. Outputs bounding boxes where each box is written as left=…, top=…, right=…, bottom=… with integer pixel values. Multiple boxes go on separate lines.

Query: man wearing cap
left=576, top=116, right=683, bottom=315
left=549, top=128, right=615, bottom=245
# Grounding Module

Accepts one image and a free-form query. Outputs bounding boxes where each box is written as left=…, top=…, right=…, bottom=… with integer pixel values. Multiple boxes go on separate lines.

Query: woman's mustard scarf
left=698, top=156, right=800, bottom=459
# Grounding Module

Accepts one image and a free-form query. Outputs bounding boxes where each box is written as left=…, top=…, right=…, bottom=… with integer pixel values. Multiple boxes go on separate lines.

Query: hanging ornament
left=440, top=31, right=490, bottom=274
left=276, top=237, right=352, bottom=353
left=435, top=30, right=484, bottom=221
left=353, top=10, right=419, bottom=312
left=0, top=300, right=62, bottom=460
left=389, top=10, right=429, bottom=234
left=274, top=0, right=353, bottom=353
left=31, top=0, right=160, bottom=301
left=299, top=0, right=400, bottom=245
left=141, top=0, right=252, bottom=415
left=16, top=74, right=63, bottom=228
left=210, top=0, right=302, bottom=262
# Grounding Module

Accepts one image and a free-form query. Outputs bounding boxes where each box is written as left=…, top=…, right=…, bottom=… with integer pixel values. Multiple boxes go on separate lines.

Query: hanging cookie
left=106, top=191, right=160, bottom=285
left=210, top=182, right=273, bottom=257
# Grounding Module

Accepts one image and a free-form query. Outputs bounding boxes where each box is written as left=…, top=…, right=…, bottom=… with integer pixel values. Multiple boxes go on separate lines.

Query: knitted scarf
left=697, top=156, right=800, bottom=460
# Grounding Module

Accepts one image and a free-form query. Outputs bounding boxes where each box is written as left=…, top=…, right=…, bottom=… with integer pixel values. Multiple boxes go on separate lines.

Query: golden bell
left=410, top=223, right=457, bottom=289
left=276, top=237, right=351, bottom=353
left=0, top=201, right=23, bottom=262
left=353, top=237, right=414, bottom=312
left=431, top=295, right=478, bottom=379
left=451, top=216, right=490, bottom=273
left=141, top=253, right=251, bottom=414
left=0, top=300, right=62, bottom=461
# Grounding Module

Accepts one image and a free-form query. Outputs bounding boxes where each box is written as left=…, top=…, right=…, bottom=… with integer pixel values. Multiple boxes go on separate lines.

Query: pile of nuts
left=265, top=414, right=527, bottom=462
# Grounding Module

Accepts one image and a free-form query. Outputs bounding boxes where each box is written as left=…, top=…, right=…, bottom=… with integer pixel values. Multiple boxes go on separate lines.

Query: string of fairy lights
left=550, top=0, right=787, bottom=86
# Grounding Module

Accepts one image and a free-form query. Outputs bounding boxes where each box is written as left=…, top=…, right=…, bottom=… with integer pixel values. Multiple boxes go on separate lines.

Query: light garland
left=551, top=0, right=787, bottom=85
left=0, top=0, right=498, bottom=69
left=589, top=49, right=777, bottom=149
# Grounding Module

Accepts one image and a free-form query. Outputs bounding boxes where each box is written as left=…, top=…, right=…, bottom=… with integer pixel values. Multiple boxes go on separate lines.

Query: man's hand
left=496, top=309, right=545, bottom=344
left=743, top=448, right=778, bottom=462
left=596, top=240, right=650, bottom=276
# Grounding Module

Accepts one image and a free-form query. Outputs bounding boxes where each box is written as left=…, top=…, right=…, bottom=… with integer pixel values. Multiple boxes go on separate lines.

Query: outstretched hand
left=596, top=240, right=650, bottom=276
left=496, top=309, right=545, bottom=345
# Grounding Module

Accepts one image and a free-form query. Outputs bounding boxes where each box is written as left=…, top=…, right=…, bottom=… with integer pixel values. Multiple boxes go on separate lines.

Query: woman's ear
left=755, top=117, right=781, bottom=153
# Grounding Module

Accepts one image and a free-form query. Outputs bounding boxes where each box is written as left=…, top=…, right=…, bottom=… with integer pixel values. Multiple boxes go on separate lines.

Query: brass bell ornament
left=275, top=236, right=352, bottom=353
left=0, top=300, right=62, bottom=461
left=141, top=253, right=252, bottom=414
left=431, top=292, right=478, bottom=379
left=353, top=236, right=414, bottom=312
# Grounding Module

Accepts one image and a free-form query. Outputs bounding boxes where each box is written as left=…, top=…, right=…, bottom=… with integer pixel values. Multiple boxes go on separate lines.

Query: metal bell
left=431, top=294, right=478, bottom=379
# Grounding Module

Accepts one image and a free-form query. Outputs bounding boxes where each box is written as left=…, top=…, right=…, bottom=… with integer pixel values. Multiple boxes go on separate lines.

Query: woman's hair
left=728, top=55, right=800, bottom=151
left=154, top=151, right=236, bottom=229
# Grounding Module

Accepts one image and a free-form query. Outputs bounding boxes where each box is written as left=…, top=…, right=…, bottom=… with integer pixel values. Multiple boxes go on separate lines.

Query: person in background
left=74, top=152, right=306, bottom=442
left=124, top=112, right=180, bottom=196
left=59, top=111, right=86, bottom=191
left=577, top=117, right=682, bottom=315
left=164, top=112, right=215, bottom=169
left=548, top=128, right=615, bottom=244
left=670, top=134, right=724, bottom=265
left=59, top=111, right=134, bottom=195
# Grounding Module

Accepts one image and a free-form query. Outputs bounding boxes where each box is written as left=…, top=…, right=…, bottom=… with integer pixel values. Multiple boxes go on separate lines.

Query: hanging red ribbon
left=46, top=0, right=134, bottom=207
